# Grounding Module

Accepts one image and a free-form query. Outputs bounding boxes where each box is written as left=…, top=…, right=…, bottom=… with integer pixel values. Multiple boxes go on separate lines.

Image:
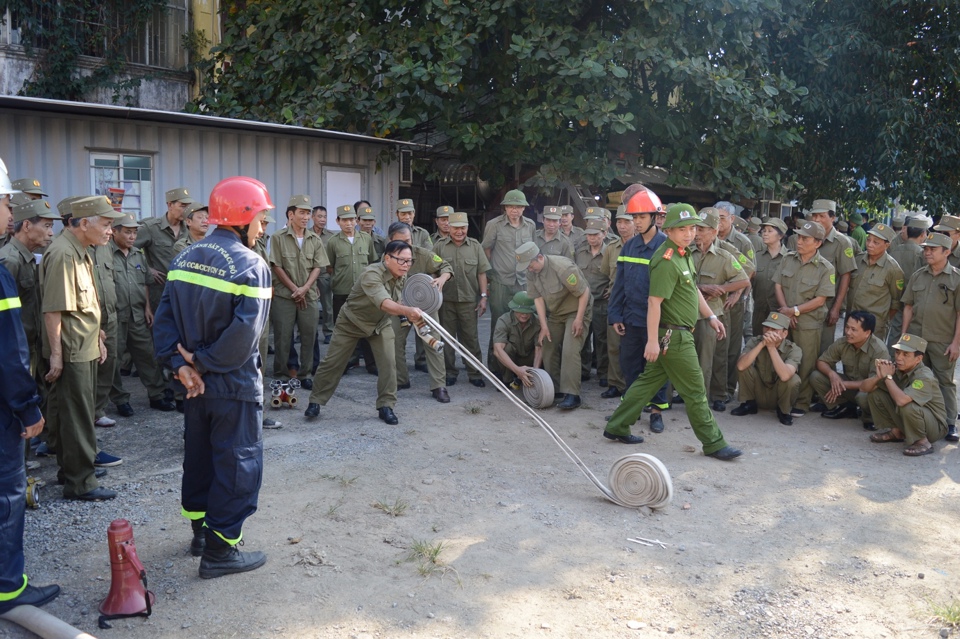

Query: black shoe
left=190, top=520, right=206, bottom=557
left=822, top=403, right=858, bottom=419
left=672, top=394, right=685, bottom=405
left=789, top=407, right=805, bottom=418
left=557, top=395, right=581, bottom=410
left=649, top=413, right=664, bottom=433
left=67, top=487, right=117, bottom=501
left=598, top=378, right=608, bottom=388
left=199, top=533, right=266, bottom=579
left=710, top=400, right=726, bottom=412
left=345, top=358, right=360, bottom=370
left=810, top=401, right=828, bottom=413
left=0, top=584, right=61, bottom=615
left=470, top=378, right=486, bottom=388
left=304, top=403, right=320, bottom=418
left=176, top=399, right=185, bottom=413
left=600, top=386, right=622, bottom=398
left=862, top=422, right=876, bottom=431
left=603, top=431, right=644, bottom=444
left=707, top=446, right=743, bottom=461
left=946, top=425, right=959, bottom=443
left=730, top=401, right=758, bottom=416
left=432, top=387, right=451, bottom=403
left=366, top=366, right=379, bottom=376
left=57, top=468, right=108, bottom=485
left=414, top=363, right=428, bottom=373
left=117, top=402, right=135, bottom=417
left=378, top=407, right=399, bottom=425
left=446, top=376, right=457, bottom=386
left=149, top=398, right=175, bottom=412
left=300, top=378, right=313, bottom=391
left=397, top=382, right=411, bottom=390
left=554, top=393, right=566, bottom=403
left=777, top=409, right=793, bottom=426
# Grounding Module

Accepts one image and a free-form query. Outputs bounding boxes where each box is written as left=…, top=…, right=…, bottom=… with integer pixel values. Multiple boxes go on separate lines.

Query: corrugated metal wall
left=0, top=108, right=400, bottom=235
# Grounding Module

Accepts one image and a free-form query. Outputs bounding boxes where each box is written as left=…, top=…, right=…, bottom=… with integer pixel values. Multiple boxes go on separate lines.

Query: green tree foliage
left=189, top=0, right=808, bottom=197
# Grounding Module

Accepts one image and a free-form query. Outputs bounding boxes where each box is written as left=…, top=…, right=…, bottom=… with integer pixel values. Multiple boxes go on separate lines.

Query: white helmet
left=0, top=157, right=18, bottom=197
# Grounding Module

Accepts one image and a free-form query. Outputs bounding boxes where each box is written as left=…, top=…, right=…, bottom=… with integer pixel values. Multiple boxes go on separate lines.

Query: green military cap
left=584, top=206, right=608, bottom=219
left=920, top=232, right=952, bottom=249
left=867, top=223, right=896, bottom=243
left=761, top=217, right=788, bottom=234
left=13, top=199, right=60, bottom=223
left=836, top=220, right=849, bottom=232
left=795, top=220, right=826, bottom=240
left=113, top=213, right=141, bottom=228
left=662, top=203, right=699, bottom=229
left=336, top=204, right=356, bottom=219
left=358, top=207, right=376, bottom=220
left=436, top=205, right=454, bottom=217
left=584, top=218, right=605, bottom=235
left=696, top=207, right=720, bottom=229
left=732, top=216, right=748, bottom=232
left=891, top=215, right=905, bottom=229
left=810, top=199, right=836, bottom=214
left=933, top=215, right=960, bottom=232
left=10, top=192, right=31, bottom=207
left=508, top=291, right=536, bottom=314
left=892, top=333, right=927, bottom=354
left=543, top=205, right=562, bottom=220
left=558, top=205, right=574, bottom=216
left=184, top=201, right=209, bottom=219
left=615, top=204, right=632, bottom=221
left=165, top=186, right=194, bottom=204
left=57, top=195, right=85, bottom=219
left=500, top=189, right=528, bottom=207
left=71, top=195, right=125, bottom=219
left=748, top=217, right=762, bottom=231
left=396, top=198, right=415, bottom=212
left=515, top=241, right=541, bottom=269
left=762, top=311, right=791, bottom=331
left=12, top=178, right=47, bottom=197
left=264, top=213, right=276, bottom=224
left=448, top=211, right=469, bottom=227
left=848, top=211, right=864, bottom=224
left=906, top=216, right=932, bottom=230
left=288, top=194, right=311, bottom=210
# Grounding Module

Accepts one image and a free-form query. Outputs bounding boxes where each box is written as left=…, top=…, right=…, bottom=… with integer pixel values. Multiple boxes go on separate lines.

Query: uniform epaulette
left=663, top=248, right=673, bottom=260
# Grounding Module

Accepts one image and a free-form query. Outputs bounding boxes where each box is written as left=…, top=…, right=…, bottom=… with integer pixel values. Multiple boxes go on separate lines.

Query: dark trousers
left=181, top=398, right=263, bottom=544
left=0, top=415, right=26, bottom=596
left=621, top=324, right=668, bottom=409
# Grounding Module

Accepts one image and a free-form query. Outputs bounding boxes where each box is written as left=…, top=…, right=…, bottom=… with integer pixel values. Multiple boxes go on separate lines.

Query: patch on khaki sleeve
left=432, top=254, right=442, bottom=262
left=830, top=274, right=836, bottom=285
left=566, top=273, right=578, bottom=285
left=912, top=380, right=924, bottom=389
left=844, top=247, right=854, bottom=258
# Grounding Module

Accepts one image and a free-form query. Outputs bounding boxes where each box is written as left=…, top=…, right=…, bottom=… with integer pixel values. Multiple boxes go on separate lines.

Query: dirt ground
left=5, top=329, right=960, bottom=639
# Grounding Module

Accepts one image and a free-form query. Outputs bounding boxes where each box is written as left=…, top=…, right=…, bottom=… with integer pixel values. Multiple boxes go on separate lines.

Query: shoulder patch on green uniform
left=566, top=273, right=578, bottom=286
left=732, top=259, right=742, bottom=271
left=830, top=274, right=836, bottom=285
left=896, top=278, right=904, bottom=290
left=747, top=249, right=755, bottom=260
left=432, top=254, right=442, bottom=263
left=844, top=247, right=854, bottom=258
left=663, top=248, right=674, bottom=260
left=912, top=379, right=924, bottom=390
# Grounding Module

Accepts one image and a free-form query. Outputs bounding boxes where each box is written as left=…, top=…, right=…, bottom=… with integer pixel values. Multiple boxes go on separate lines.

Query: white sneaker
left=95, top=416, right=117, bottom=428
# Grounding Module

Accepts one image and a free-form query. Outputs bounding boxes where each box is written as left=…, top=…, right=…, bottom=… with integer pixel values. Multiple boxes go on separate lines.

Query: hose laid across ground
left=417, top=312, right=672, bottom=510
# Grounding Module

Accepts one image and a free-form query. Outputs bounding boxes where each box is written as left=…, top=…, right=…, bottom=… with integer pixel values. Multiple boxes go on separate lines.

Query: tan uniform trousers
left=738, top=366, right=800, bottom=414
left=272, top=296, right=319, bottom=381
left=111, top=316, right=168, bottom=404
left=309, top=319, right=397, bottom=409
left=694, top=318, right=719, bottom=401
left=790, top=326, right=822, bottom=410
left=606, top=325, right=625, bottom=392
left=95, top=315, right=118, bottom=419
left=925, top=342, right=958, bottom=427
left=47, top=360, right=100, bottom=497
left=394, top=313, right=444, bottom=390
left=868, top=391, right=947, bottom=444
left=542, top=313, right=590, bottom=396
left=318, top=271, right=334, bottom=336
left=440, top=301, right=484, bottom=382
left=809, top=370, right=872, bottom=424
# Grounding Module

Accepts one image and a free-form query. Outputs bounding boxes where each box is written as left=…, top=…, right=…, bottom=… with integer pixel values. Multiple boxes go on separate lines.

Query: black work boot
left=190, top=519, right=206, bottom=557
left=199, top=531, right=267, bottom=579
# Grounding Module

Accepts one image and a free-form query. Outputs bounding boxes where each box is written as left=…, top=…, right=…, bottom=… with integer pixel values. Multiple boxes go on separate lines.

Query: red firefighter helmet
left=207, top=176, right=274, bottom=226
left=623, top=185, right=664, bottom=215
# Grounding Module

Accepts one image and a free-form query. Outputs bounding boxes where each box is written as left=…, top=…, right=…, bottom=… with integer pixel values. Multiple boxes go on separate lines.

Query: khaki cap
left=184, top=201, right=209, bottom=219
left=934, top=215, right=960, bottom=232
left=113, top=213, right=141, bottom=228
left=71, top=195, right=125, bottom=219
left=396, top=198, right=415, bottom=212
left=358, top=207, right=376, bottom=220
left=584, top=218, right=605, bottom=235
left=892, top=333, right=927, bottom=354
left=732, top=216, right=748, bottom=231
left=920, top=232, right=952, bottom=249
left=761, top=217, right=788, bottom=234
left=867, top=223, right=896, bottom=243
left=56, top=195, right=85, bottom=219
left=543, top=206, right=562, bottom=220
left=336, top=204, right=356, bottom=219
left=696, top=207, right=720, bottom=229
left=436, top=206, right=454, bottom=217
left=762, top=312, right=791, bottom=331
left=12, top=178, right=47, bottom=197
left=906, top=216, right=932, bottom=230
left=615, top=206, right=633, bottom=221
left=13, top=199, right=60, bottom=223
left=809, top=199, right=836, bottom=215
left=288, top=194, right=311, bottom=210
left=448, top=211, right=469, bottom=227
left=165, top=187, right=194, bottom=204
left=748, top=217, right=762, bottom=231
left=10, top=193, right=31, bottom=207
left=836, top=220, right=849, bottom=233
left=558, top=205, right=574, bottom=216
left=795, top=221, right=826, bottom=240
left=891, top=215, right=905, bottom=229
left=584, top=206, right=610, bottom=219
left=515, top=241, right=541, bottom=269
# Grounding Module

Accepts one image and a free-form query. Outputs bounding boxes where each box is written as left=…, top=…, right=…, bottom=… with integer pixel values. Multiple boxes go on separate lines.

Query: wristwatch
left=480, top=293, right=488, bottom=298
left=885, top=374, right=893, bottom=380
left=794, top=306, right=800, bottom=317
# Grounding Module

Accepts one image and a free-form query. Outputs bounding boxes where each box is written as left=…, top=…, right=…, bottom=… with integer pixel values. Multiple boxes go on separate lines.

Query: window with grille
left=91, top=153, right=155, bottom=219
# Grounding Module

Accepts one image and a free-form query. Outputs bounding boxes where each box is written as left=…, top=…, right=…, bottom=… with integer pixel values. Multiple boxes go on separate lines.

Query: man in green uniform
left=270, top=195, right=329, bottom=389
left=434, top=211, right=491, bottom=387
left=774, top=221, right=836, bottom=415
left=846, top=223, right=903, bottom=341
left=575, top=218, right=610, bottom=387
left=863, top=334, right=947, bottom=456
left=395, top=199, right=432, bottom=249
left=752, top=218, right=787, bottom=337
left=932, top=214, right=960, bottom=268
left=135, top=186, right=193, bottom=312
left=41, top=195, right=124, bottom=500
left=603, top=204, right=741, bottom=459
left=312, top=205, right=336, bottom=343
left=730, top=311, right=801, bottom=425
left=172, top=202, right=209, bottom=253
left=848, top=211, right=868, bottom=250
left=559, top=205, right=586, bottom=250
left=304, top=240, right=426, bottom=424
left=482, top=190, right=536, bottom=372
left=714, top=202, right=756, bottom=403
left=359, top=207, right=387, bottom=259
left=90, top=213, right=120, bottom=428
left=808, top=199, right=859, bottom=354
left=432, top=206, right=452, bottom=245
left=901, top=232, right=960, bottom=443
left=517, top=241, right=593, bottom=410
left=10, top=178, right=46, bottom=201
left=598, top=206, right=635, bottom=398
left=493, top=292, right=543, bottom=386
left=746, top=217, right=764, bottom=253
left=388, top=223, right=453, bottom=401
left=535, top=206, right=574, bottom=259
left=887, top=216, right=928, bottom=346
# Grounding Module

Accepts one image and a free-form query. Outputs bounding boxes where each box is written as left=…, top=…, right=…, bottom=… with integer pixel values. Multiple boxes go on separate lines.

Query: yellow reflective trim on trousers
left=167, top=269, right=272, bottom=299
left=213, top=529, right=242, bottom=546
left=0, top=296, right=23, bottom=312
left=181, top=507, right=206, bottom=521
left=617, top=256, right=650, bottom=265
left=0, top=575, right=27, bottom=601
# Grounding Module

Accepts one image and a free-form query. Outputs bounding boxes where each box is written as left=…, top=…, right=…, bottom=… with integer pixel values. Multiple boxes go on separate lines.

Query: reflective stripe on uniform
left=167, top=270, right=272, bottom=299
left=0, top=295, right=23, bottom=312
left=617, top=256, right=650, bottom=265
left=181, top=507, right=206, bottom=521
left=213, top=529, right=242, bottom=546
left=0, top=575, right=27, bottom=601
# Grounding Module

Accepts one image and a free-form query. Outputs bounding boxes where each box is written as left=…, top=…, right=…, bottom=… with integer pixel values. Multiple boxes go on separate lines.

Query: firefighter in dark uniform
left=153, top=176, right=274, bottom=579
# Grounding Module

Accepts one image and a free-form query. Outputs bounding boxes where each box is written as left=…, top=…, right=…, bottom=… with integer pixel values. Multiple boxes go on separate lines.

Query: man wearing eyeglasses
left=900, top=232, right=960, bottom=443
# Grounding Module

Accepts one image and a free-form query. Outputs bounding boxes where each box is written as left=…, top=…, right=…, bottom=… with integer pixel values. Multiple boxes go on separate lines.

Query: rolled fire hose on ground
left=0, top=605, right=98, bottom=639
left=415, top=312, right=673, bottom=509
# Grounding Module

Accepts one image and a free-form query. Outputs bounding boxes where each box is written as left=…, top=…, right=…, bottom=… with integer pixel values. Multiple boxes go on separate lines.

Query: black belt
left=660, top=323, right=692, bottom=331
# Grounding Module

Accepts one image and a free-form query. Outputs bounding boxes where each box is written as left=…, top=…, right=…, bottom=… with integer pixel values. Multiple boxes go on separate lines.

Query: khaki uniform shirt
left=574, top=243, right=610, bottom=299
left=91, top=243, right=118, bottom=327
left=562, top=226, right=587, bottom=251
left=753, top=243, right=785, bottom=312
left=950, top=242, right=960, bottom=269
left=848, top=251, right=904, bottom=319
left=111, top=241, right=150, bottom=322
left=0, top=237, right=41, bottom=348
left=327, top=232, right=377, bottom=296
left=430, top=231, right=450, bottom=245
left=410, top=225, right=433, bottom=250
left=719, top=238, right=756, bottom=277
left=741, top=336, right=802, bottom=385
left=527, top=255, right=592, bottom=320
left=878, top=362, right=947, bottom=427
left=481, top=214, right=536, bottom=287
left=434, top=236, right=491, bottom=302
left=600, top=237, right=624, bottom=284
left=340, top=262, right=404, bottom=335
left=269, top=227, right=329, bottom=302
left=135, top=214, right=183, bottom=277
left=818, top=334, right=889, bottom=381
left=410, top=245, right=454, bottom=280
left=722, top=228, right=756, bottom=268
left=691, top=241, right=748, bottom=316
left=253, top=235, right=270, bottom=264
left=773, top=251, right=836, bottom=329
left=315, top=227, right=335, bottom=248
left=493, top=311, right=540, bottom=359
left=748, top=232, right=764, bottom=253
left=817, top=227, right=859, bottom=296
left=40, top=231, right=101, bottom=362
left=901, top=264, right=960, bottom=343
left=173, top=234, right=205, bottom=254
left=889, top=240, right=924, bottom=283
left=535, top=229, right=574, bottom=260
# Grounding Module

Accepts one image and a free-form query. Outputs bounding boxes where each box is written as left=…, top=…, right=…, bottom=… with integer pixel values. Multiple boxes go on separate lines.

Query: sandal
left=903, top=443, right=934, bottom=456
left=870, top=429, right=905, bottom=443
